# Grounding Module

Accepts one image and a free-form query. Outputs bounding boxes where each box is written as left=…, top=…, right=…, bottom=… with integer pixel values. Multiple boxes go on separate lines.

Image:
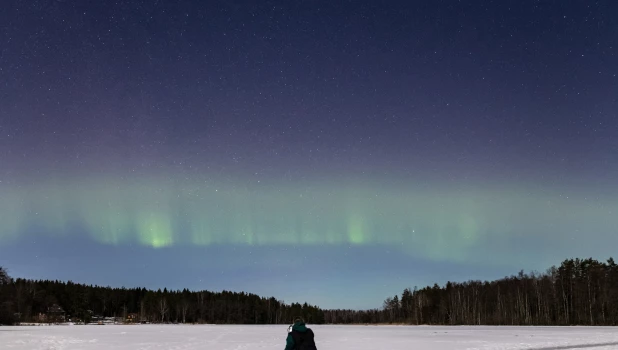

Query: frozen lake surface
left=2, top=324, right=618, bottom=350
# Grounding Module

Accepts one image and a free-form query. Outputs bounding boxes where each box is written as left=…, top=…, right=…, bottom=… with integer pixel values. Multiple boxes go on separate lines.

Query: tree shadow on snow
left=529, top=341, right=618, bottom=350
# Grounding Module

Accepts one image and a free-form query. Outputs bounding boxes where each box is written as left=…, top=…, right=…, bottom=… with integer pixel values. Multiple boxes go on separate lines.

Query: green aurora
left=1, top=175, right=616, bottom=263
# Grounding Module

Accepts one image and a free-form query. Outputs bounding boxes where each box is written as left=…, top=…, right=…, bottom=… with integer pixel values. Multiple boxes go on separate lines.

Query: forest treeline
left=1, top=257, right=618, bottom=326
left=375, top=257, right=618, bottom=326
left=0, top=267, right=324, bottom=325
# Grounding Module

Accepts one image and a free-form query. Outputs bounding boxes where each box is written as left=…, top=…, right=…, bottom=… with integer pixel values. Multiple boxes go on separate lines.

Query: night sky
left=1, top=1, right=617, bottom=309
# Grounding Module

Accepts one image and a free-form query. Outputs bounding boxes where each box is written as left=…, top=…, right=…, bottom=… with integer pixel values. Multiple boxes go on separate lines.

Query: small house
left=126, top=313, right=139, bottom=323
left=47, top=304, right=66, bottom=323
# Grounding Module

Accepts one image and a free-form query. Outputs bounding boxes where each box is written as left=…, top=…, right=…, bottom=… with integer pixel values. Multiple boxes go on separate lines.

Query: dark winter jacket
left=284, top=320, right=317, bottom=350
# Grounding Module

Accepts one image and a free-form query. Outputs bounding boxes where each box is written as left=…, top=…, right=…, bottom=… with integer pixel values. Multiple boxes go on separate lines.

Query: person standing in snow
left=285, top=317, right=318, bottom=350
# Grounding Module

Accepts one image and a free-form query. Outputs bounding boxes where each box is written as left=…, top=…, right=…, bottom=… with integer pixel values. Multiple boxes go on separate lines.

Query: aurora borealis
left=2, top=175, right=617, bottom=262
left=1, top=1, right=617, bottom=309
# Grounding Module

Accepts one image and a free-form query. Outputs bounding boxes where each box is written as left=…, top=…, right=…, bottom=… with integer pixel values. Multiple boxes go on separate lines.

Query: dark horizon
left=2, top=255, right=616, bottom=312
left=2, top=256, right=617, bottom=327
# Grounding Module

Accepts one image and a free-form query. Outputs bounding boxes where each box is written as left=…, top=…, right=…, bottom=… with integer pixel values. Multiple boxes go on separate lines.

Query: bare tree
left=181, top=299, right=189, bottom=324
left=122, top=304, right=128, bottom=324
left=139, top=299, right=145, bottom=322
left=158, top=297, right=168, bottom=323
left=196, top=292, right=206, bottom=323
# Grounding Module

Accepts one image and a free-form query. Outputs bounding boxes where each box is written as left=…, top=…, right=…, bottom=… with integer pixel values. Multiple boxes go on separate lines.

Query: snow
left=2, top=325, right=618, bottom=349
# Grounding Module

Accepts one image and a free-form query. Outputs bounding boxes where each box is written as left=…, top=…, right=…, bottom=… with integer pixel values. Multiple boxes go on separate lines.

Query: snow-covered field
left=2, top=324, right=618, bottom=350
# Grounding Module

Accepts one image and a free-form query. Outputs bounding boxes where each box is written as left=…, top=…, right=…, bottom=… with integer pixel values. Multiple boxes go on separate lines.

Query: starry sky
left=0, top=0, right=617, bottom=310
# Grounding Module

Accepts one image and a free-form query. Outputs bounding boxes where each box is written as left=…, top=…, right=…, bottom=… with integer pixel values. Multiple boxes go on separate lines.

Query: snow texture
left=2, top=325, right=618, bottom=350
